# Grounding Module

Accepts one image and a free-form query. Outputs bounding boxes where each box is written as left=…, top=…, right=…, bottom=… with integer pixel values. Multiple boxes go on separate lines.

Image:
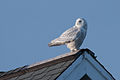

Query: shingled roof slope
left=0, top=50, right=82, bottom=80
left=0, top=49, right=115, bottom=80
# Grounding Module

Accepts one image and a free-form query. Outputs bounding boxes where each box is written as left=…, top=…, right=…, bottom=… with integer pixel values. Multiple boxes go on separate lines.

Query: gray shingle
left=40, top=75, right=51, bottom=80
left=49, top=73, right=61, bottom=80
left=17, top=71, right=34, bottom=80
left=9, top=77, right=18, bottom=80
left=63, top=59, right=75, bottom=67
left=32, top=72, right=46, bottom=80
left=32, top=67, right=48, bottom=76
left=46, top=67, right=67, bottom=76
left=46, top=62, right=65, bottom=72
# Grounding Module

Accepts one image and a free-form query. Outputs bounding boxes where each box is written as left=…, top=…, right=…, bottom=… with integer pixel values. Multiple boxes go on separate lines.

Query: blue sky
left=0, top=0, right=119, bottom=79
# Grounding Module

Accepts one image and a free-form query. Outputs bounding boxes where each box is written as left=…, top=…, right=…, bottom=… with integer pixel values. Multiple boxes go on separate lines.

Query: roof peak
left=0, top=48, right=96, bottom=80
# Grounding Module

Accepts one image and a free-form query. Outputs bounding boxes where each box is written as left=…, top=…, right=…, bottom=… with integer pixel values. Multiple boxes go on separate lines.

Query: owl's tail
left=48, top=38, right=66, bottom=47
left=48, top=42, right=62, bottom=47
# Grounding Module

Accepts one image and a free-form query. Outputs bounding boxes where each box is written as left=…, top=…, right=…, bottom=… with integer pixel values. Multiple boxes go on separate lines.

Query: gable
left=57, top=50, right=115, bottom=80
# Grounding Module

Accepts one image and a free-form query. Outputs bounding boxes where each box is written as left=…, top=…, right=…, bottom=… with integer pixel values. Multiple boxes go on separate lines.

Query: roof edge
left=0, top=49, right=85, bottom=80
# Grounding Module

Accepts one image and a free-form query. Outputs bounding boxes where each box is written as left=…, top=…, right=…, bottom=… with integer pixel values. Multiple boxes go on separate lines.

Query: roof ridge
left=28, top=50, right=80, bottom=68
left=0, top=49, right=86, bottom=80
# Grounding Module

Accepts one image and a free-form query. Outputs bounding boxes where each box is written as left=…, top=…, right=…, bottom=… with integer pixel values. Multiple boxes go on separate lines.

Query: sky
left=0, top=0, right=119, bottom=79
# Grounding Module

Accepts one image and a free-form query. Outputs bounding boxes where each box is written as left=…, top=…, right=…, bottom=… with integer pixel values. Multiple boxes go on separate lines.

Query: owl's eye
left=79, top=20, right=82, bottom=23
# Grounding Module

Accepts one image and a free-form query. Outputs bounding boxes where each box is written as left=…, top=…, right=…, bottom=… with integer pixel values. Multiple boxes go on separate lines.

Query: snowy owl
left=48, top=18, right=87, bottom=52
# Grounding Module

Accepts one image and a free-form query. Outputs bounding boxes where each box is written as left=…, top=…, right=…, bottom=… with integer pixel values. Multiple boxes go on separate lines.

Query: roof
left=0, top=49, right=80, bottom=80
left=0, top=49, right=115, bottom=80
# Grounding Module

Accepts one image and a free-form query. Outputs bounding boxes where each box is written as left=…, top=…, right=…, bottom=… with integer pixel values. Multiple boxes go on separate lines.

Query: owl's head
left=75, top=18, right=87, bottom=30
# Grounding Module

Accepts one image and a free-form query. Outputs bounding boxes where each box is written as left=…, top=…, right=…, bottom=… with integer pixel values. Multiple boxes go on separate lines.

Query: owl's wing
left=59, top=26, right=79, bottom=42
left=48, top=26, right=81, bottom=47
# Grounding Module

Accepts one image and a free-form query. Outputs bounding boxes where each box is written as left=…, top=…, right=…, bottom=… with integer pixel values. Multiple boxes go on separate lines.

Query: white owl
left=48, top=18, right=87, bottom=52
